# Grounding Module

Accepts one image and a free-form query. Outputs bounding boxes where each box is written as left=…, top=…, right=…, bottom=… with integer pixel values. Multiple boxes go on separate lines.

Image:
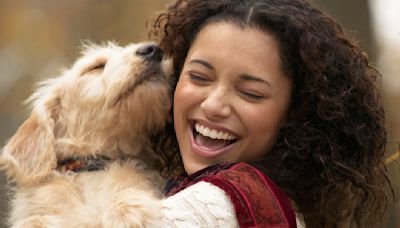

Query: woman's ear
left=0, top=104, right=58, bottom=186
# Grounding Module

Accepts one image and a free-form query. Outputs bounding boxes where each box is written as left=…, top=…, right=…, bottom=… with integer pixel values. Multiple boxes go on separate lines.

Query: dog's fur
left=0, top=42, right=172, bottom=227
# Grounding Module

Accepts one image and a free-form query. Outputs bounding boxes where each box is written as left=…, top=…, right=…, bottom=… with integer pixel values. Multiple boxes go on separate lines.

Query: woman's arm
left=162, top=181, right=239, bottom=227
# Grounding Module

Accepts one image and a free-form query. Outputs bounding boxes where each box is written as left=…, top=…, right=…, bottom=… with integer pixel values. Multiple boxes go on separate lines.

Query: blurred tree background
left=0, top=0, right=398, bottom=227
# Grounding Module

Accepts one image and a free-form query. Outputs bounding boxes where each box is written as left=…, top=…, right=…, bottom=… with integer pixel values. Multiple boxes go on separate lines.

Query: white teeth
left=210, top=129, right=217, bottom=139
left=194, top=123, right=237, bottom=141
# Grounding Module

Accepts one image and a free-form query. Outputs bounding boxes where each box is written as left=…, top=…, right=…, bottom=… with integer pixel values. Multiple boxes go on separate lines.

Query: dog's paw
left=102, top=188, right=162, bottom=228
left=12, top=215, right=60, bottom=228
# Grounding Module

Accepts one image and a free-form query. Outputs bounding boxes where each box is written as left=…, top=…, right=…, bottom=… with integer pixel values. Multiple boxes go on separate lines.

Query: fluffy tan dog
left=0, top=42, right=172, bottom=227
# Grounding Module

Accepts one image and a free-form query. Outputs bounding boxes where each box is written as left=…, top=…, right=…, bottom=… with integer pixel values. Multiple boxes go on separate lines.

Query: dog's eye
left=90, top=63, right=105, bottom=71
left=82, top=62, right=106, bottom=76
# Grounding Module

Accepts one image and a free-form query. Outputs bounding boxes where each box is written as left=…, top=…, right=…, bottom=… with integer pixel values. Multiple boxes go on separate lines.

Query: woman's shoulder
left=206, top=162, right=296, bottom=228
left=165, top=162, right=297, bottom=228
left=164, top=162, right=235, bottom=196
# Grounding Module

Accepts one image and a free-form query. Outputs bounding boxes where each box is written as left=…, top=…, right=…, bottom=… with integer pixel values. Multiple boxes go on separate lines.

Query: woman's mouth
left=190, top=121, right=238, bottom=157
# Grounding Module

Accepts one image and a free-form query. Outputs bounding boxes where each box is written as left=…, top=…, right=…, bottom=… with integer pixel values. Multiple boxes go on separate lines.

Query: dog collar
left=57, top=156, right=111, bottom=173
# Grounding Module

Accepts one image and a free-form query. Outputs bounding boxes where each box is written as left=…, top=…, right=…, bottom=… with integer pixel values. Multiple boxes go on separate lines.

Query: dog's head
left=0, top=42, right=172, bottom=185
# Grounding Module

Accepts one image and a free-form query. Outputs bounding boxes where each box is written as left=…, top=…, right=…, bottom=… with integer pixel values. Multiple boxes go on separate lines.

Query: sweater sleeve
left=162, top=181, right=239, bottom=228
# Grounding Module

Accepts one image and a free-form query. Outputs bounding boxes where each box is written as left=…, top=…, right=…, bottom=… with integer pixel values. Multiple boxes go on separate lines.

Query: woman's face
left=174, top=22, right=292, bottom=174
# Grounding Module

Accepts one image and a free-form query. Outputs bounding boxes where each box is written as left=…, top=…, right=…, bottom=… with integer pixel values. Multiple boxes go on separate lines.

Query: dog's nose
left=136, top=44, right=162, bottom=62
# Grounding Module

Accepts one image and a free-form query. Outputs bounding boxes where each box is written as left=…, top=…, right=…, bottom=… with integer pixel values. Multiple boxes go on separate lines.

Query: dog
left=0, top=41, right=172, bottom=227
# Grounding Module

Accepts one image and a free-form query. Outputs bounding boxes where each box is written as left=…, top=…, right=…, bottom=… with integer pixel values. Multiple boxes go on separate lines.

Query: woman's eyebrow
left=189, top=59, right=271, bottom=87
left=240, top=74, right=271, bottom=87
left=189, top=59, right=215, bottom=70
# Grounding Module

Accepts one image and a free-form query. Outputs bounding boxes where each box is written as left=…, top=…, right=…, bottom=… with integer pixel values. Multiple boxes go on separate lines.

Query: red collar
left=57, top=156, right=111, bottom=173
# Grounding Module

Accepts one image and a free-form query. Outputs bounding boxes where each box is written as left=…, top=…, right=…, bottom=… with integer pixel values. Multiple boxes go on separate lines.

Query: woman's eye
left=188, top=71, right=210, bottom=83
left=241, top=91, right=265, bottom=100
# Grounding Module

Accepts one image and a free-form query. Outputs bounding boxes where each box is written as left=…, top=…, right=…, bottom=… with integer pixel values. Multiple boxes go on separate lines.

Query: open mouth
left=191, top=121, right=238, bottom=151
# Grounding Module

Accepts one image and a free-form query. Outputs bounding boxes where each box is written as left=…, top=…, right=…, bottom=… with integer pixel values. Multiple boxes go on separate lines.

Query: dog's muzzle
left=109, top=43, right=169, bottom=107
left=134, top=44, right=167, bottom=85
left=135, top=44, right=163, bottom=63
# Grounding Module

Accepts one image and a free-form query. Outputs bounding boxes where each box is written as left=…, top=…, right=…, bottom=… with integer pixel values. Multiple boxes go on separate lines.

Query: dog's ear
left=0, top=96, right=59, bottom=186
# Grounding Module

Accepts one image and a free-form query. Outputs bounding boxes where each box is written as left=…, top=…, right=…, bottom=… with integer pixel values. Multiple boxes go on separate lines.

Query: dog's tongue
left=194, top=134, right=231, bottom=150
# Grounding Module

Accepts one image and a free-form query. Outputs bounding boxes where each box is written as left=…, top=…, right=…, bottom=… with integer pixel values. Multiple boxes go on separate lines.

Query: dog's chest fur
left=12, top=161, right=164, bottom=227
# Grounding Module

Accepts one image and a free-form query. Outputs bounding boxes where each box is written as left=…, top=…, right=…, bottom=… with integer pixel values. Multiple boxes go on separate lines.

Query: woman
left=150, top=0, right=392, bottom=227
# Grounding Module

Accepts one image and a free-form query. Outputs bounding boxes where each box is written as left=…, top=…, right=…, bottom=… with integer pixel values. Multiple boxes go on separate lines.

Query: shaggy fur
left=0, top=42, right=172, bottom=227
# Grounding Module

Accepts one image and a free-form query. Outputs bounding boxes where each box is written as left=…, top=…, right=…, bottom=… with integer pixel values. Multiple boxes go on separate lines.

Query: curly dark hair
left=149, top=0, right=392, bottom=227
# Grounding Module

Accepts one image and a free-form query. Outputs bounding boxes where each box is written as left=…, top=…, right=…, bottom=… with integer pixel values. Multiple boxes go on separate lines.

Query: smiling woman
left=174, top=22, right=292, bottom=175
left=150, top=0, right=393, bottom=227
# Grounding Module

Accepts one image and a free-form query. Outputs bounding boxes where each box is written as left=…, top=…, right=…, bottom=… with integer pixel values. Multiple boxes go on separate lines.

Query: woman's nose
left=200, top=88, right=232, bottom=119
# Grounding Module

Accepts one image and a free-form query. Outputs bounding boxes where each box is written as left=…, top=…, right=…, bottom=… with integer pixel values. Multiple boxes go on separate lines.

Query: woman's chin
left=183, top=160, right=209, bottom=175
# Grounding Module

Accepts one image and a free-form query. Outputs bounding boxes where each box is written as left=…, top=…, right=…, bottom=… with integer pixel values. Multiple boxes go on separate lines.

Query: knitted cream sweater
left=162, top=181, right=305, bottom=227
